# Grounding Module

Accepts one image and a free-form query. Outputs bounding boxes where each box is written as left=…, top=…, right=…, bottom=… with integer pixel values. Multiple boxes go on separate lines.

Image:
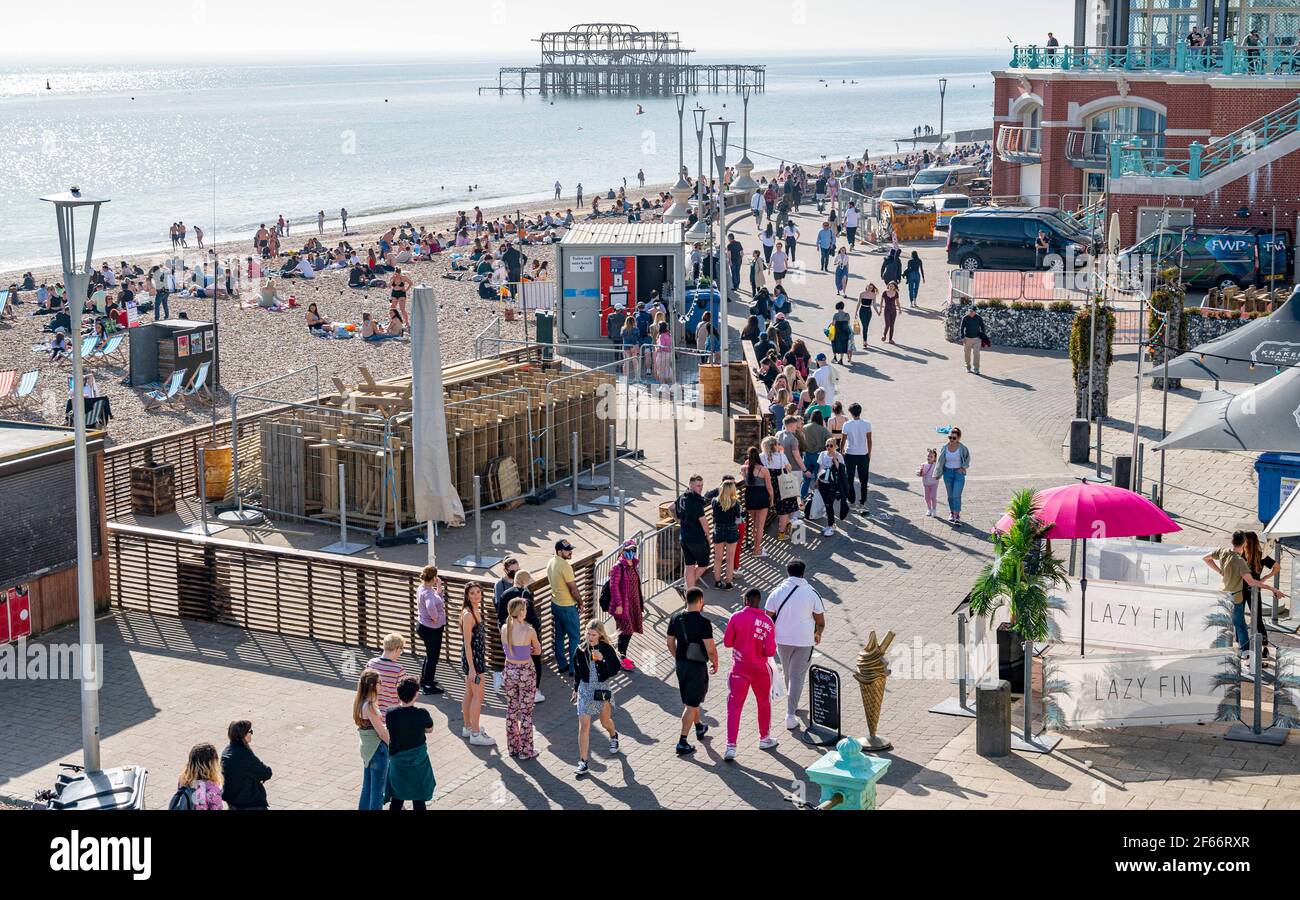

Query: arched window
left=1085, top=106, right=1166, bottom=151
left=1024, top=106, right=1041, bottom=151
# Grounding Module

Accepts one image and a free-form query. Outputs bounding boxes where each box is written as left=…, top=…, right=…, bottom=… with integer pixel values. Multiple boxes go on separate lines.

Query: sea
left=0, top=52, right=1003, bottom=272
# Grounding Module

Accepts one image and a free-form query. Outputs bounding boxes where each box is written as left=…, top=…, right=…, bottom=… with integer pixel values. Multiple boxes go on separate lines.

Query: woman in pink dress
left=653, top=321, right=674, bottom=384
left=608, top=540, right=644, bottom=669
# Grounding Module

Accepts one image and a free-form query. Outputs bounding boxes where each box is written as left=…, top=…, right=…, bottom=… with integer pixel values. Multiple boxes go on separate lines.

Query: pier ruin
left=481, top=23, right=764, bottom=96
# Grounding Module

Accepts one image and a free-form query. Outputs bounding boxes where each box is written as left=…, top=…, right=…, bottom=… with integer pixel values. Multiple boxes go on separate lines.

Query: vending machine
left=599, top=255, right=637, bottom=337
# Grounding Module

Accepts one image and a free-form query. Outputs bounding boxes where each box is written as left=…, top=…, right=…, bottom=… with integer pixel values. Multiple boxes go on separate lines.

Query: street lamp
left=938, top=78, right=948, bottom=148
left=41, top=186, right=108, bottom=773
left=664, top=93, right=694, bottom=223
left=732, top=84, right=759, bottom=192
left=685, top=106, right=711, bottom=243
left=710, top=117, right=734, bottom=441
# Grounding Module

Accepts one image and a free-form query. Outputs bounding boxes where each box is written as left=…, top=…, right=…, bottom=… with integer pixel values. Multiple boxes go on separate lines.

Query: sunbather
left=306, top=303, right=334, bottom=335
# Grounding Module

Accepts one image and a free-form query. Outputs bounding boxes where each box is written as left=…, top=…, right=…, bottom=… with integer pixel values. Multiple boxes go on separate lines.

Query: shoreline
left=1, top=147, right=915, bottom=282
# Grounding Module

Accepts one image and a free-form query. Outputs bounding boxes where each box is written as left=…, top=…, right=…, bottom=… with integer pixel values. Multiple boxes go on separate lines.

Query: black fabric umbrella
left=1152, top=286, right=1300, bottom=385
left=1155, top=363, right=1300, bottom=451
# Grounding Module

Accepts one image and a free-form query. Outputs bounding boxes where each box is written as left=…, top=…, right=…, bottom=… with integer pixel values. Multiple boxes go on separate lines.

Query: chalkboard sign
left=807, top=664, right=842, bottom=746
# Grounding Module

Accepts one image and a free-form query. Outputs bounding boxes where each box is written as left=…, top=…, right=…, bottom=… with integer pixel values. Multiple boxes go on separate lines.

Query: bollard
left=593, top=423, right=623, bottom=508
left=975, top=679, right=1011, bottom=758
left=455, top=475, right=503, bottom=568
left=803, top=737, right=892, bottom=811
left=1113, top=454, right=1132, bottom=491
left=1068, top=419, right=1090, bottom=464
left=556, top=431, right=596, bottom=516
left=322, top=462, right=365, bottom=554
left=618, top=489, right=626, bottom=544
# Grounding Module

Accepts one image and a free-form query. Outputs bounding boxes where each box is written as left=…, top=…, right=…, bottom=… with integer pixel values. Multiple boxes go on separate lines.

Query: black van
left=946, top=207, right=1096, bottom=271
left=1119, top=227, right=1293, bottom=290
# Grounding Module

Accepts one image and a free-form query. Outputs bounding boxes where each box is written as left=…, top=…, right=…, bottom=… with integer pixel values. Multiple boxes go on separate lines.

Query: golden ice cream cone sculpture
left=853, top=631, right=895, bottom=752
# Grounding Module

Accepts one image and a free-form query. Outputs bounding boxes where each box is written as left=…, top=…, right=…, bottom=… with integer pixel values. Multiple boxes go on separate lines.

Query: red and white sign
left=0, top=585, right=31, bottom=643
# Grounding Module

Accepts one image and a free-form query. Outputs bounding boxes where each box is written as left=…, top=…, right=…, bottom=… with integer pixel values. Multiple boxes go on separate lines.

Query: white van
left=919, top=193, right=973, bottom=229
left=910, top=165, right=981, bottom=198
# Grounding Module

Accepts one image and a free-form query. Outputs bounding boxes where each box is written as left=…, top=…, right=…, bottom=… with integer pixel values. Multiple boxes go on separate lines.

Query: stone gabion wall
left=945, top=302, right=1253, bottom=353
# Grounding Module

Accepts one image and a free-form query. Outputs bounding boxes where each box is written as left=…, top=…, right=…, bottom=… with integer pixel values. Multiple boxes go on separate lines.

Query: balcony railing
left=1065, top=130, right=1163, bottom=165
left=1108, top=94, right=1300, bottom=180
left=996, top=125, right=1041, bottom=164
left=1010, top=40, right=1300, bottom=76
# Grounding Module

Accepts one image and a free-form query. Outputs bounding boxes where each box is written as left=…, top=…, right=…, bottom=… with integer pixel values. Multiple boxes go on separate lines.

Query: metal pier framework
left=482, top=23, right=764, bottom=96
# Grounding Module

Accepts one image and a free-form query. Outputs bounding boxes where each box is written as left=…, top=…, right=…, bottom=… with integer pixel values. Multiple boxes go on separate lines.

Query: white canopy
left=411, top=285, right=465, bottom=529
left=1263, top=485, right=1300, bottom=539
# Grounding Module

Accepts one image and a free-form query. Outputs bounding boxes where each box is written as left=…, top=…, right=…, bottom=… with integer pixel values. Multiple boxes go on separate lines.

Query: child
left=918, top=448, right=941, bottom=517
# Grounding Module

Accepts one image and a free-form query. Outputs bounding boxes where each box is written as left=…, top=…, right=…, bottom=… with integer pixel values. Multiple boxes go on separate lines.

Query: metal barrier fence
left=472, top=316, right=502, bottom=359
left=948, top=269, right=1093, bottom=304
left=107, top=521, right=598, bottom=666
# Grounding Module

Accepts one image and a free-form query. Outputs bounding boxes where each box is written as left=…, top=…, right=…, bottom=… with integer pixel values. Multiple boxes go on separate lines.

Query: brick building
left=992, top=0, right=1300, bottom=252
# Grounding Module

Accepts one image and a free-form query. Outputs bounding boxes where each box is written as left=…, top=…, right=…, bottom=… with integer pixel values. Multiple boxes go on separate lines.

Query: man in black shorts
left=666, top=588, right=718, bottom=756
left=676, top=474, right=711, bottom=591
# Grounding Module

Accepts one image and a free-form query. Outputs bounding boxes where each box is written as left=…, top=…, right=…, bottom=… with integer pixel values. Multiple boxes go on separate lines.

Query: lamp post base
left=1224, top=723, right=1288, bottom=746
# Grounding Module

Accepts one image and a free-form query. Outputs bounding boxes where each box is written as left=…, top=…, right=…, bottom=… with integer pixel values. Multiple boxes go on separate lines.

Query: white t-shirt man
left=845, top=206, right=860, bottom=229
left=842, top=416, right=872, bottom=456
left=809, top=363, right=837, bottom=405
left=764, top=577, right=825, bottom=647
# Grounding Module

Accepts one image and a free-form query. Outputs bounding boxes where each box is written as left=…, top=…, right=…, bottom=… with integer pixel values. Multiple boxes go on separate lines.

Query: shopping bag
left=806, top=488, right=826, bottom=521
left=769, top=657, right=785, bottom=700
left=777, top=471, right=801, bottom=498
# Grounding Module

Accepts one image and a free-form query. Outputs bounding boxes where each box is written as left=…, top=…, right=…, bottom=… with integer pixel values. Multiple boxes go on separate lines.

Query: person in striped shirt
left=367, top=634, right=407, bottom=714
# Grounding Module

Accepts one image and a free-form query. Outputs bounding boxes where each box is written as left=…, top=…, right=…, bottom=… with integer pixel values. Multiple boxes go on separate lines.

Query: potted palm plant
left=968, top=488, right=1067, bottom=694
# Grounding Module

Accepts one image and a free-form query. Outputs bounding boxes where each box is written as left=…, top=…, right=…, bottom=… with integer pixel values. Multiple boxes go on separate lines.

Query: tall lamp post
left=711, top=118, right=734, bottom=441
left=938, top=78, right=948, bottom=148
left=732, top=85, right=758, bottom=192
left=42, top=187, right=108, bottom=773
left=664, top=93, right=693, bottom=223
left=686, top=107, right=710, bottom=244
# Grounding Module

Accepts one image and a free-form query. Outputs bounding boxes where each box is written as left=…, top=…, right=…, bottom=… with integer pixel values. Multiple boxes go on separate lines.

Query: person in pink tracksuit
left=721, top=588, right=780, bottom=761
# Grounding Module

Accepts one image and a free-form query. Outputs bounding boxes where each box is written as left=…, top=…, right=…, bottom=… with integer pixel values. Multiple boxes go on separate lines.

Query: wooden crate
left=130, top=462, right=176, bottom=517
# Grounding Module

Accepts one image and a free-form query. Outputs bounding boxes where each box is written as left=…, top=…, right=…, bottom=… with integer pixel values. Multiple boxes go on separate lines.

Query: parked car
left=878, top=186, right=918, bottom=204
left=1120, top=226, right=1293, bottom=290
left=919, top=193, right=973, bottom=230
left=946, top=207, right=1096, bottom=271
left=910, top=164, right=982, bottom=198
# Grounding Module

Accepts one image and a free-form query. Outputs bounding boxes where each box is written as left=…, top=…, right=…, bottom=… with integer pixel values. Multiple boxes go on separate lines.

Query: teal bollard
left=805, top=736, right=892, bottom=810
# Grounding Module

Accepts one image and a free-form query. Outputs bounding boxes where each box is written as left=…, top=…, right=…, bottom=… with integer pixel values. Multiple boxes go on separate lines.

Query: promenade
left=2, top=200, right=1295, bottom=811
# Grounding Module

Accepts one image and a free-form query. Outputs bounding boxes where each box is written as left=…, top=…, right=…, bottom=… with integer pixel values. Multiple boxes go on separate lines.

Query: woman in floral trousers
left=500, top=598, right=542, bottom=759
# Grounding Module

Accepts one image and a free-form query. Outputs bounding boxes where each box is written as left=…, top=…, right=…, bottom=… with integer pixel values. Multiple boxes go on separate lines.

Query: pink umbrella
left=994, top=481, right=1181, bottom=655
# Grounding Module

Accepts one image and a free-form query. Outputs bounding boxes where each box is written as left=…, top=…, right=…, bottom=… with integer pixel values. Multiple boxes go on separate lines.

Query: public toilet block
left=556, top=222, right=685, bottom=343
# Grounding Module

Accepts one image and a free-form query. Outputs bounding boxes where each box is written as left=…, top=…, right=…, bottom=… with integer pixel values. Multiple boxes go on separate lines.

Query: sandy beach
left=0, top=153, right=930, bottom=445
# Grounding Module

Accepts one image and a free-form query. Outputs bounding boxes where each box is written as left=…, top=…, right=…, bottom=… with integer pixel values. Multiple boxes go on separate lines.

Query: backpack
left=599, top=580, right=612, bottom=613
left=168, top=785, right=196, bottom=811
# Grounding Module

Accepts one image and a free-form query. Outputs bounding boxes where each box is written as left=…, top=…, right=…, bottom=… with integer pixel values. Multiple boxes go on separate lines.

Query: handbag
left=777, top=470, right=801, bottom=498
left=679, top=616, right=709, bottom=663
left=852, top=319, right=862, bottom=335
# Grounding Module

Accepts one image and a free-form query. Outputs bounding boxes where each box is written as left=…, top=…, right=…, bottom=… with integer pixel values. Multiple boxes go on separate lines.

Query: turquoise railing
left=1011, top=40, right=1300, bottom=75
left=1108, top=94, right=1300, bottom=181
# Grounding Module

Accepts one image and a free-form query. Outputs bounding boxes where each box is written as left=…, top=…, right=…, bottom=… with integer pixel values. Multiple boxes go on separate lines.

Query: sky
left=4, top=0, right=1064, bottom=61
